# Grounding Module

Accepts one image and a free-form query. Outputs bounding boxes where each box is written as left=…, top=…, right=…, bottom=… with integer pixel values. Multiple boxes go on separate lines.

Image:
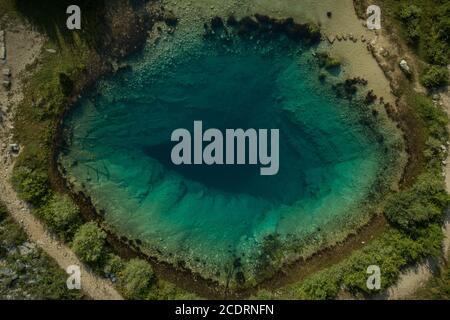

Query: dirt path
left=0, top=20, right=123, bottom=300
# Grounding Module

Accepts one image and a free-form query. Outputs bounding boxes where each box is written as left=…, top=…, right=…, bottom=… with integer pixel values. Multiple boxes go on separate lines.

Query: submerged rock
left=164, top=13, right=178, bottom=27
left=226, top=15, right=238, bottom=27
left=211, top=16, right=224, bottom=30
left=2, top=79, right=11, bottom=90
left=0, top=45, right=5, bottom=61
left=2, top=67, right=11, bottom=77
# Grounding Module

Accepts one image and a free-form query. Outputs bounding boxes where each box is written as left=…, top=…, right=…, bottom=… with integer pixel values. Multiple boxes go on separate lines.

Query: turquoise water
left=61, top=34, right=393, bottom=284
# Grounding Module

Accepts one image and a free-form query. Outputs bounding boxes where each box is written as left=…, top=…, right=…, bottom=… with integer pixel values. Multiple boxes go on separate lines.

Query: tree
left=72, top=222, right=106, bottom=264
left=384, top=173, right=450, bottom=233
left=420, top=65, right=449, bottom=89
left=41, top=194, right=81, bottom=241
left=119, top=259, right=155, bottom=299
left=11, top=167, right=50, bottom=206
left=398, top=4, right=422, bottom=44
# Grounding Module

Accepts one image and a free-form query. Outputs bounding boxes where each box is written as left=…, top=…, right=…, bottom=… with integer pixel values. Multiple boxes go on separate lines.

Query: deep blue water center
left=62, top=34, right=387, bottom=282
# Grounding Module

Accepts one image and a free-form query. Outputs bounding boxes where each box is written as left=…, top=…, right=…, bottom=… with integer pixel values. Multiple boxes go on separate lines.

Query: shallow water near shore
left=61, top=28, right=399, bottom=284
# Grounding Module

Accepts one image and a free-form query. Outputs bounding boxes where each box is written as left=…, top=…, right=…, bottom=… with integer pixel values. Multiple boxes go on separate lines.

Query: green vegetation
left=398, top=4, right=422, bottom=44
left=412, top=252, right=450, bottom=299
left=420, top=65, right=449, bottom=88
left=316, top=51, right=341, bottom=70
left=72, top=222, right=107, bottom=264
left=38, top=194, right=82, bottom=241
left=119, top=259, right=155, bottom=299
left=3, top=0, right=106, bottom=45
left=0, top=201, right=82, bottom=299
left=384, top=172, right=448, bottom=234
left=285, top=225, right=443, bottom=299
left=11, top=167, right=50, bottom=206
left=380, top=0, right=450, bottom=88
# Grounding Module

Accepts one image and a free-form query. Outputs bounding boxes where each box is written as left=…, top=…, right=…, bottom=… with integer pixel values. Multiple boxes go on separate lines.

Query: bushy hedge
left=11, top=167, right=50, bottom=206
left=38, top=194, right=82, bottom=241
left=119, top=259, right=155, bottom=299
left=281, top=223, right=443, bottom=300
left=384, top=172, right=450, bottom=234
left=420, top=65, right=449, bottom=89
left=316, top=51, right=341, bottom=70
left=390, top=1, right=449, bottom=87
left=398, top=4, right=422, bottom=44
left=71, top=222, right=107, bottom=264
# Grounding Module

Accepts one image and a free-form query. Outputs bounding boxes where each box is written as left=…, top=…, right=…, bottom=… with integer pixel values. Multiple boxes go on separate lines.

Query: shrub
left=250, top=289, right=274, bottom=300
left=399, top=4, right=422, bottom=21
left=0, top=215, right=27, bottom=246
left=71, top=222, right=106, bottom=264
left=39, top=194, right=82, bottom=241
left=11, top=166, right=50, bottom=206
left=384, top=173, right=450, bottom=233
left=424, top=37, right=449, bottom=66
left=296, top=270, right=341, bottom=299
left=437, top=2, right=450, bottom=45
left=411, top=93, right=448, bottom=143
left=103, top=253, right=124, bottom=276
left=316, top=51, right=341, bottom=70
left=420, top=65, right=449, bottom=89
left=398, top=4, right=422, bottom=43
left=119, top=258, right=155, bottom=299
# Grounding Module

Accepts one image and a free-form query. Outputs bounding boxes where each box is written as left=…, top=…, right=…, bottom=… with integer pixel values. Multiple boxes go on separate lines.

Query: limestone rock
left=399, top=59, right=411, bottom=75
left=2, top=68, right=11, bottom=77
left=2, top=79, right=10, bottom=90
left=0, top=45, right=5, bottom=60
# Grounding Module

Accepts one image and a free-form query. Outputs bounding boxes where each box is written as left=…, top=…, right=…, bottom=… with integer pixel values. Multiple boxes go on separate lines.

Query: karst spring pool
left=60, top=30, right=401, bottom=285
